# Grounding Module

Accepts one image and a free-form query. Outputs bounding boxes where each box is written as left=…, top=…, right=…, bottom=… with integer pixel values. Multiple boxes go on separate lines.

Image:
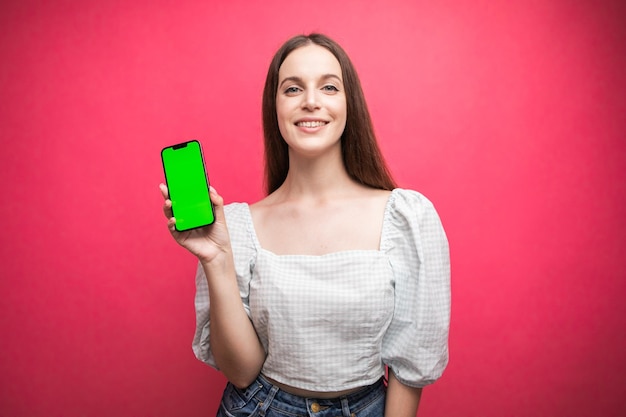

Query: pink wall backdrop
left=1, top=0, right=625, bottom=416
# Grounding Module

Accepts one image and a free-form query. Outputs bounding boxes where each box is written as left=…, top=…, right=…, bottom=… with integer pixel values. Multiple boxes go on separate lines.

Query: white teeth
left=297, top=121, right=327, bottom=128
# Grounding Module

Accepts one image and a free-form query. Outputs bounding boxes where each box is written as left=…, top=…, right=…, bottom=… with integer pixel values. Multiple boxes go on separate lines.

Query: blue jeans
left=216, top=374, right=386, bottom=417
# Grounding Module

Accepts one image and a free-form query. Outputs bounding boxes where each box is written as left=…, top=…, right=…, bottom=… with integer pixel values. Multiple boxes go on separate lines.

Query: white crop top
left=192, top=189, right=450, bottom=390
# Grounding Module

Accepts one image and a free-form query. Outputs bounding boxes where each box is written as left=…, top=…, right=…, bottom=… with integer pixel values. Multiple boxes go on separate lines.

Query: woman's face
left=275, top=44, right=347, bottom=159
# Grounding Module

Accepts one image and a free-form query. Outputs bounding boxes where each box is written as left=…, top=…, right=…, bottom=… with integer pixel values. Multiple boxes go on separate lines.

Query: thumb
left=209, top=186, right=226, bottom=220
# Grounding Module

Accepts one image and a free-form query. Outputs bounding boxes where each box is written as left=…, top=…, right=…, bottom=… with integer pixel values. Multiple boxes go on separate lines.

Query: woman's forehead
left=278, top=44, right=342, bottom=81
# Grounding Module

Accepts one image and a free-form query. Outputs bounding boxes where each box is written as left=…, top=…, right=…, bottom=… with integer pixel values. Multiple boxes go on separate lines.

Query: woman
left=160, top=33, right=450, bottom=417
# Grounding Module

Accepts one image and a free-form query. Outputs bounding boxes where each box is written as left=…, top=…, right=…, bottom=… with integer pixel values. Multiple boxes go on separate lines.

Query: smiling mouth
left=296, top=120, right=328, bottom=128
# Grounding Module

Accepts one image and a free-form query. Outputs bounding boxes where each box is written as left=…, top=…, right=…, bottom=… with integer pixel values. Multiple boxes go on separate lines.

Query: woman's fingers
left=209, top=186, right=221, bottom=204
left=160, top=183, right=174, bottom=219
left=162, top=199, right=173, bottom=219
left=209, top=186, right=226, bottom=222
left=159, top=183, right=170, bottom=199
left=167, top=216, right=177, bottom=233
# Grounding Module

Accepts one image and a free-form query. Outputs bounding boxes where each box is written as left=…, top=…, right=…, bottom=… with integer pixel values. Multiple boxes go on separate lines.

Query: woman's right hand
left=159, top=183, right=232, bottom=265
left=161, top=184, right=266, bottom=387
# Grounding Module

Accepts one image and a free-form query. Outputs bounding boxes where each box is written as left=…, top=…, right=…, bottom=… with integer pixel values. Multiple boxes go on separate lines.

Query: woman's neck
left=271, top=152, right=363, bottom=203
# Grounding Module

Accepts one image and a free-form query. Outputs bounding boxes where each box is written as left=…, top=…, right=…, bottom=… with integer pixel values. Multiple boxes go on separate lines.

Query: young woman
left=160, top=33, right=450, bottom=417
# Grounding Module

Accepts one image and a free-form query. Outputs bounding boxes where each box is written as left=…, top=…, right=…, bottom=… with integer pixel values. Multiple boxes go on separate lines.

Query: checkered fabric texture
left=193, top=189, right=450, bottom=391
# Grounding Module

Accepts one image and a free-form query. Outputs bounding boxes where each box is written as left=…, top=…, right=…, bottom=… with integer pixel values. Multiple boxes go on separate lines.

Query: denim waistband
left=256, top=373, right=385, bottom=412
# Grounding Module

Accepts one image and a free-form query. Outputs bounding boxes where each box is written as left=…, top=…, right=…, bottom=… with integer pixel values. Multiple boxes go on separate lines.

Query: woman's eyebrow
left=278, top=74, right=342, bottom=89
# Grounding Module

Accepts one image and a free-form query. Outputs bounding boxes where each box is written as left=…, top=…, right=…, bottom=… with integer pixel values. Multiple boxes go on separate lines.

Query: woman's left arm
left=385, top=371, right=423, bottom=417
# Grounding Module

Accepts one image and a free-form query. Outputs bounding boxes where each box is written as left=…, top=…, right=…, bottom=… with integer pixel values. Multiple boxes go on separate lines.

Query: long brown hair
left=262, top=33, right=396, bottom=194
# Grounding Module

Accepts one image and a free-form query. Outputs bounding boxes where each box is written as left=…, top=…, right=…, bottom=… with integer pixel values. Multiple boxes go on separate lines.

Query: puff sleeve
left=381, top=189, right=451, bottom=387
left=191, top=203, right=257, bottom=367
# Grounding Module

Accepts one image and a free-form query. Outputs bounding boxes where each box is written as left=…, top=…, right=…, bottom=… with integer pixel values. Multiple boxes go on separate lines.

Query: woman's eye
left=322, top=85, right=339, bottom=92
left=284, top=86, right=301, bottom=94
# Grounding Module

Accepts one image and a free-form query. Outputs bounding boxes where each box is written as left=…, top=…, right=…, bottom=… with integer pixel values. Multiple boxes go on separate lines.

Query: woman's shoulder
left=223, top=202, right=253, bottom=233
left=224, top=201, right=250, bottom=216
left=381, top=188, right=448, bottom=258
left=382, top=188, right=443, bottom=237
left=223, top=202, right=259, bottom=258
left=387, top=188, right=438, bottom=215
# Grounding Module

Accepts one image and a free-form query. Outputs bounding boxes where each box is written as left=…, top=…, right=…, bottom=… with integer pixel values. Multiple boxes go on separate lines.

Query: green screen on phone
left=161, top=140, right=215, bottom=231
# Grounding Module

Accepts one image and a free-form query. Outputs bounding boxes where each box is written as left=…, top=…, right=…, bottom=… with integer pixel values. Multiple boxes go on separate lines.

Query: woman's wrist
left=199, top=249, right=234, bottom=276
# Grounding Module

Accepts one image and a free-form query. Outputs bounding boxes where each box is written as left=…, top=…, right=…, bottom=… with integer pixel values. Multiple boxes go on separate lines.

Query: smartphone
left=161, top=140, right=215, bottom=231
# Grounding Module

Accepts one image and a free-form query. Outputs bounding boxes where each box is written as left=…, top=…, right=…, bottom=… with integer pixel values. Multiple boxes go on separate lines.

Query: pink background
left=1, top=0, right=625, bottom=416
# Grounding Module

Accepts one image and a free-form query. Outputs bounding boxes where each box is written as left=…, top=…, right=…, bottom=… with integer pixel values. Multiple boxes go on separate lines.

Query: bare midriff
left=263, top=375, right=364, bottom=399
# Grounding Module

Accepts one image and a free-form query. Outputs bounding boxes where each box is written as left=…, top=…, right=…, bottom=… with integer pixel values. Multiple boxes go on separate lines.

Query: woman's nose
left=302, top=89, right=320, bottom=110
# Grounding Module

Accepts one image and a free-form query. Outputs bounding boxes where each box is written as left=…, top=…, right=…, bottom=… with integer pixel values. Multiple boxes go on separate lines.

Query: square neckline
left=238, top=189, right=400, bottom=258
